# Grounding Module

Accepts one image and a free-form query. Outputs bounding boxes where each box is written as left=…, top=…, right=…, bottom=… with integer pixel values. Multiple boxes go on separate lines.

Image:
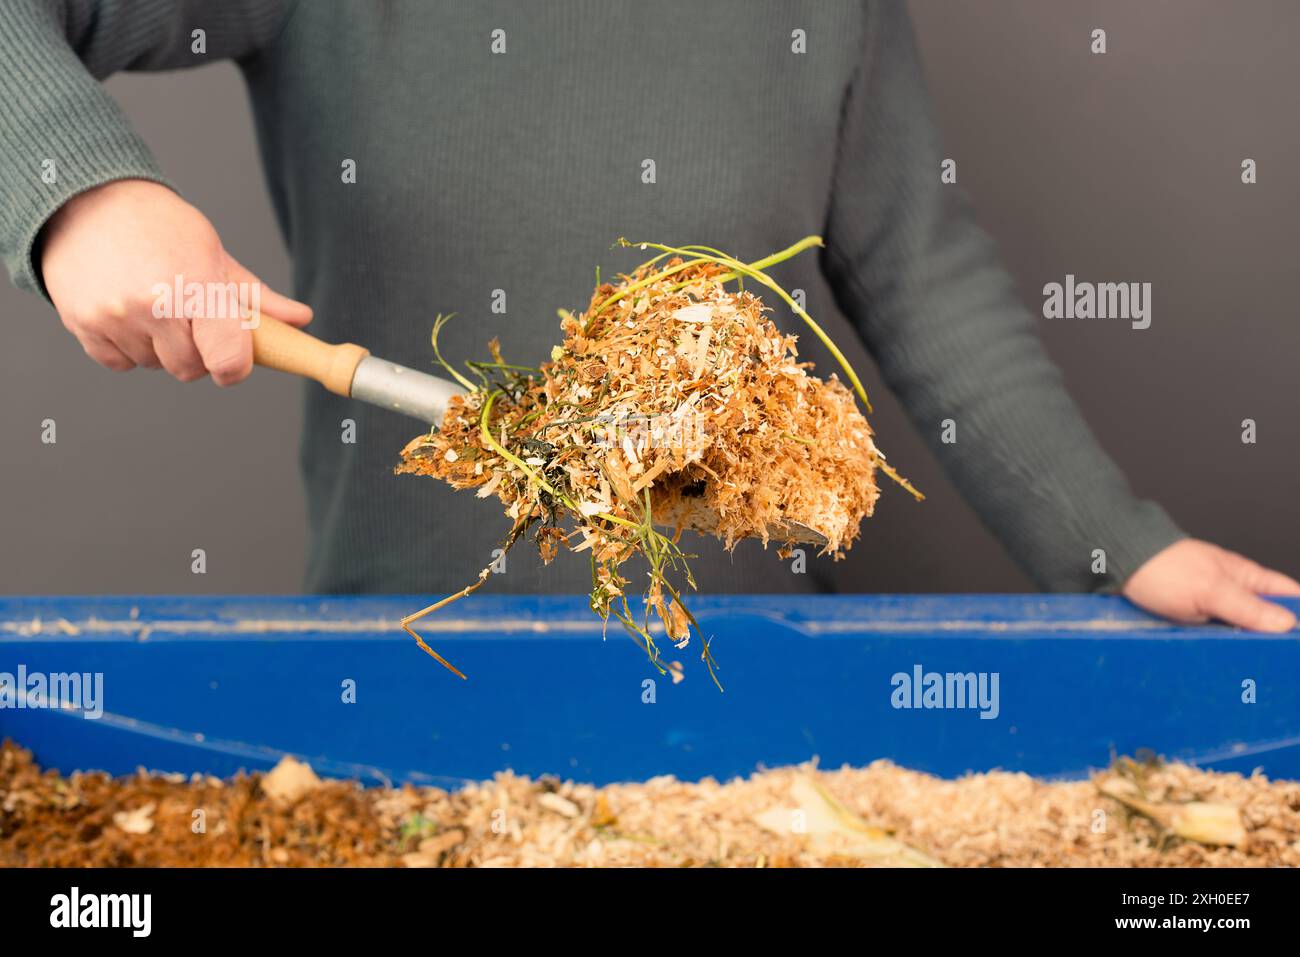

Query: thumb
left=224, top=253, right=313, bottom=328
left=1205, top=581, right=1296, bottom=633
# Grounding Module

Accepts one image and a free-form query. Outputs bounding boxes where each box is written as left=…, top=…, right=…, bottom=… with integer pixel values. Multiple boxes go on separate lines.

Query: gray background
left=2, top=0, right=1296, bottom=595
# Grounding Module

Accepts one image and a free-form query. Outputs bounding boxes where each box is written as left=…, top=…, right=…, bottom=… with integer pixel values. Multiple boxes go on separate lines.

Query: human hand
left=40, top=179, right=311, bottom=385
left=1122, top=538, right=1299, bottom=632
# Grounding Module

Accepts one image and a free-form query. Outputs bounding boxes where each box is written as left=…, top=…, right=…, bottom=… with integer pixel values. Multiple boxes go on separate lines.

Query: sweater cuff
left=0, top=2, right=172, bottom=300
left=1086, top=498, right=1187, bottom=593
left=5, top=127, right=172, bottom=301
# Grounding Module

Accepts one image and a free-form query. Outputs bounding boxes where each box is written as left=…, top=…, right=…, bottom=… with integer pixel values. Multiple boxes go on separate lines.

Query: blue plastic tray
left=1, top=594, right=1297, bottom=786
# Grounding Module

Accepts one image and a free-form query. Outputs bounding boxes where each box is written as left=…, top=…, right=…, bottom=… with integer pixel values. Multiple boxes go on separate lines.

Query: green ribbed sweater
left=0, top=0, right=1184, bottom=594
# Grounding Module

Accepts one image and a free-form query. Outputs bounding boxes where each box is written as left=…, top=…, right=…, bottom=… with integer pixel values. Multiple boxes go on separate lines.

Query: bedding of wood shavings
left=4, top=741, right=1297, bottom=868
left=395, top=253, right=885, bottom=672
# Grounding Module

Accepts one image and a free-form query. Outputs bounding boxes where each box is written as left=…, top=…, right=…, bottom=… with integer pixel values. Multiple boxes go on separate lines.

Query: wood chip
left=260, top=756, right=322, bottom=806
left=111, top=803, right=155, bottom=835
left=538, top=793, right=580, bottom=818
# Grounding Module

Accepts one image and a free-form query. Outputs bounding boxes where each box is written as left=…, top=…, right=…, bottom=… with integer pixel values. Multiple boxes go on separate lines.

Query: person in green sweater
left=2, top=0, right=1296, bottom=629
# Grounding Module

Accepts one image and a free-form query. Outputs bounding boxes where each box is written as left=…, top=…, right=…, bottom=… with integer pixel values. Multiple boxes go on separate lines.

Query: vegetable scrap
left=396, top=238, right=921, bottom=680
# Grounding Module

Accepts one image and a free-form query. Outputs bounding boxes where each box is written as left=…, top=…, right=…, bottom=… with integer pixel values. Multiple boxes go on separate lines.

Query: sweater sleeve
left=821, top=1, right=1185, bottom=592
left=0, top=0, right=294, bottom=296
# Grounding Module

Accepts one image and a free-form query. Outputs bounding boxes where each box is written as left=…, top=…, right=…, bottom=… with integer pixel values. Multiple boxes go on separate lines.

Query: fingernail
left=1264, top=607, right=1295, bottom=631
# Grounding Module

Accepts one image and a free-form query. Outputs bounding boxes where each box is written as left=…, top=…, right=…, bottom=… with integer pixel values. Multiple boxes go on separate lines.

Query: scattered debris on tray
left=4, top=741, right=1297, bottom=868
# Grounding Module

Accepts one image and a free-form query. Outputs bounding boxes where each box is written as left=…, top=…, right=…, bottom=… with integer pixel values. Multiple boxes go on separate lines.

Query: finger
left=1219, top=551, right=1300, bottom=596
left=1251, top=568, right=1300, bottom=597
left=112, top=328, right=162, bottom=369
left=77, top=332, right=136, bottom=372
left=224, top=254, right=313, bottom=328
left=191, top=314, right=252, bottom=387
left=1205, top=582, right=1296, bottom=632
left=151, top=318, right=208, bottom=383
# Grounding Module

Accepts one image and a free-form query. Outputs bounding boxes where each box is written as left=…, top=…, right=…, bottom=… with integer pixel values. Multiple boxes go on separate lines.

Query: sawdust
left=4, top=741, right=1297, bottom=868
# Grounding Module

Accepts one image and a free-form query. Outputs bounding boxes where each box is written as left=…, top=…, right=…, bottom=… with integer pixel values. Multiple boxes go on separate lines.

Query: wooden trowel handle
left=251, top=316, right=369, bottom=397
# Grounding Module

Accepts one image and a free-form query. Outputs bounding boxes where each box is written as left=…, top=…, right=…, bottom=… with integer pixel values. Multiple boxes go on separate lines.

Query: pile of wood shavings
left=397, top=244, right=899, bottom=673
left=402, top=256, right=883, bottom=551
left=5, top=741, right=1297, bottom=868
